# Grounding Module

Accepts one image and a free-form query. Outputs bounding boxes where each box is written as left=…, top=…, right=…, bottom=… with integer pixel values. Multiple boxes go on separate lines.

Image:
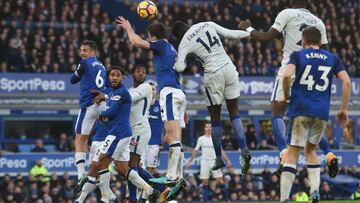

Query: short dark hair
left=172, top=21, right=190, bottom=40
left=107, top=65, right=125, bottom=78
left=132, top=64, right=147, bottom=74
left=147, top=23, right=167, bottom=39
left=302, top=27, right=321, bottom=46
left=82, top=40, right=97, bottom=52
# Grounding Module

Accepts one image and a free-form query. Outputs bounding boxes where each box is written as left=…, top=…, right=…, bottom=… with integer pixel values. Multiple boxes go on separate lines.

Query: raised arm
left=70, top=63, right=85, bottom=84
left=174, top=39, right=190, bottom=73
left=209, top=22, right=250, bottom=39
left=116, top=16, right=150, bottom=49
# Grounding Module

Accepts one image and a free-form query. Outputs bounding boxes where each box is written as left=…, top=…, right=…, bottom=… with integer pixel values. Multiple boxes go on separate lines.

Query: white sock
left=99, top=169, right=111, bottom=202
left=167, top=141, right=181, bottom=180
left=127, top=169, right=153, bottom=197
left=280, top=163, right=296, bottom=201
left=75, top=152, right=87, bottom=179
left=307, top=163, right=321, bottom=194
left=77, top=176, right=96, bottom=202
left=176, top=149, right=184, bottom=179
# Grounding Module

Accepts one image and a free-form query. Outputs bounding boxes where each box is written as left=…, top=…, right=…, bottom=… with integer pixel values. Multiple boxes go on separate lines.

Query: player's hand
left=99, top=115, right=108, bottom=122
left=226, top=161, right=233, bottom=168
left=116, top=16, right=132, bottom=31
left=91, top=90, right=106, bottom=104
left=184, top=112, right=190, bottom=125
left=336, top=109, right=349, bottom=127
left=238, top=19, right=251, bottom=30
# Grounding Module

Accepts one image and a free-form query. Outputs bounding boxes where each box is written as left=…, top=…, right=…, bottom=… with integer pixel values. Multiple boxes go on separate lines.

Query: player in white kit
left=186, top=123, right=232, bottom=202
left=238, top=0, right=339, bottom=178
left=172, top=21, right=252, bottom=173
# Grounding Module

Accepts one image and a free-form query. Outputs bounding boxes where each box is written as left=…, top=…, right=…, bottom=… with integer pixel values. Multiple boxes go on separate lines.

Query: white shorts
left=129, top=124, right=151, bottom=156
left=287, top=116, right=327, bottom=147
left=159, top=87, right=186, bottom=128
left=89, top=141, right=103, bottom=164
left=75, top=102, right=107, bottom=135
left=270, top=68, right=295, bottom=102
left=141, top=145, right=160, bottom=168
left=200, top=159, right=222, bottom=180
left=203, top=63, right=240, bottom=106
left=100, top=135, right=132, bottom=161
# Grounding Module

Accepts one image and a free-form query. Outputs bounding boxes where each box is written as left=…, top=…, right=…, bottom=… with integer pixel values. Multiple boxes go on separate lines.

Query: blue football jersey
left=92, top=120, right=110, bottom=142
left=148, top=100, right=163, bottom=145
left=287, top=48, right=345, bottom=121
left=150, top=40, right=181, bottom=91
left=100, top=84, right=132, bottom=139
left=74, top=57, right=107, bottom=108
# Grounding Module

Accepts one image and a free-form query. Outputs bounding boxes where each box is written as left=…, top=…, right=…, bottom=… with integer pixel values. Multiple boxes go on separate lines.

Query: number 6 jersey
left=174, top=22, right=249, bottom=74
left=287, top=48, right=345, bottom=121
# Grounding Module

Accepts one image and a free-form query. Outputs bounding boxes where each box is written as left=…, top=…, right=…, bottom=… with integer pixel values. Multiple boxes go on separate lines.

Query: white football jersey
left=174, top=22, right=250, bottom=74
left=129, top=83, right=153, bottom=127
left=194, top=135, right=216, bottom=160
left=272, top=8, right=328, bottom=71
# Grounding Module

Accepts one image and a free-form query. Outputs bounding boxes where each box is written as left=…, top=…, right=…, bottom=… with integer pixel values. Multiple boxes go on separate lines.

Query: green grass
left=222, top=201, right=356, bottom=203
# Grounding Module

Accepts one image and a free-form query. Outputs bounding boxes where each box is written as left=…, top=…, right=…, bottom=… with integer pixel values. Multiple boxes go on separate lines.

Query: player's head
left=149, top=82, right=157, bottom=99
left=290, top=0, right=307, bottom=8
left=80, top=40, right=97, bottom=59
left=302, top=27, right=321, bottom=47
left=147, top=23, right=167, bottom=40
left=108, top=66, right=125, bottom=88
left=132, top=64, right=147, bottom=84
left=204, top=122, right=211, bottom=136
left=172, top=21, right=190, bottom=40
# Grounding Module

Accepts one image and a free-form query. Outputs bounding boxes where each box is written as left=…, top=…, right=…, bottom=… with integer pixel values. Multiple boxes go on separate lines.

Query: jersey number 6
left=95, top=70, right=105, bottom=88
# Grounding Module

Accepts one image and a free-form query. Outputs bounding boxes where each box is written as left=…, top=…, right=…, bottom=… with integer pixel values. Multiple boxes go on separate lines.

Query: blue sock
left=202, top=184, right=209, bottom=202
left=219, top=184, right=228, bottom=200
left=127, top=168, right=138, bottom=202
left=230, top=116, right=247, bottom=149
left=211, top=121, right=222, bottom=157
left=319, top=135, right=331, bottom=155
left=271, top=116, right=287, bottom=152
left=137, top=167, right=166, bottom=192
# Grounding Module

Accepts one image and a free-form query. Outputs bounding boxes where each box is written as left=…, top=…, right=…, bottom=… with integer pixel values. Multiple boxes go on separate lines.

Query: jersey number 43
left=300, top=65, right=331, bottom=91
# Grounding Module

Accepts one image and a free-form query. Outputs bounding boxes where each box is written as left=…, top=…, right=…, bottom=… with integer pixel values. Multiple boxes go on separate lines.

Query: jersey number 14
left=196, top=31, right=220, bottom=53
left=300, top=65, right=331, bottom=91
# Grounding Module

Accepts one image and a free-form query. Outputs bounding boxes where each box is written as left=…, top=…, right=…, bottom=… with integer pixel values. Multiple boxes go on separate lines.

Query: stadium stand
left=0, top=0, right=359, bottom=202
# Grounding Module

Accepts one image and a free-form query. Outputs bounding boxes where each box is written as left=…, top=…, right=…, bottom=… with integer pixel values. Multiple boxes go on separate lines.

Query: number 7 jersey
left=174, top=22, right=249, bottom=74
left=287, top=48, right=345, bottom=121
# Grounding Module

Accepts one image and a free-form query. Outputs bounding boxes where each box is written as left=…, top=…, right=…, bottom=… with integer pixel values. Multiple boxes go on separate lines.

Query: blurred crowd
left=1, top=163, right=359, bottom=202
left=0, top=0, right=359, bottom=77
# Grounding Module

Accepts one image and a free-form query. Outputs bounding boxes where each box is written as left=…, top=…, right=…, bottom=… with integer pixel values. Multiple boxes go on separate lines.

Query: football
left=137, top=0, right=157, bottom=20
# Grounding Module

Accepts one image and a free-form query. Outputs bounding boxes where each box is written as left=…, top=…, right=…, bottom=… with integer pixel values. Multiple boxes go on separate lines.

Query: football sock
left=319, top=135, right=331, bottom=155
left=271, top=116, right=287, bottom=152
left=280, top=163, right=296, bottom=201
left=167, top=142, right=181, bottom=180
left=77, top=176, right=96, bottom=202
left=307, top=164, right=321, bottom=194
left=202, top=184, right=209, bottom=202
left=126, top=169, right=154, bottom=197
left=75, top=152, right=86, bottom=179
left=230, top=115, right=247, bottom=149
left=137, top=167, right=166, bottom=192
left=127, top=168, right=138, bottom=202
left=99, top=169, right=111, bottom=202
left=211, top=121, right=222, bottom=157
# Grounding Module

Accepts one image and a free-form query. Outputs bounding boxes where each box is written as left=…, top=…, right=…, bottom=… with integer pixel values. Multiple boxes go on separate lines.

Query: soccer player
left=76, top=66, right=159, bottom=203
left=238, top=0, right=339, bottom=177
left=70, top=40, right=107, bottom=189
left=116, top=17, right=187, bottom=200
left=144, top=82, right=164, bottom=175
left=186, top=122, right=232, bottom=202
left=172, top=21, right=252, bottom=173
left=279, top=27, right=350, bottom=203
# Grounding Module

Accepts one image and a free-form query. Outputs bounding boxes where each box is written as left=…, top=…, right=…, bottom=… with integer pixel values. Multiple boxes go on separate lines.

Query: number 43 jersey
left=174, top=22, right=249, bottom=74
left=287, top=48, right=345, bottom=121
left=78, top=56, right=107, bottom=108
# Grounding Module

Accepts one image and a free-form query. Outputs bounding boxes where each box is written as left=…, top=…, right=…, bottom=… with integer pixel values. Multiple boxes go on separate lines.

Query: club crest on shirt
left=110, top=95, right=121, bottom=101
left=154, top=107, right=160, bottom=112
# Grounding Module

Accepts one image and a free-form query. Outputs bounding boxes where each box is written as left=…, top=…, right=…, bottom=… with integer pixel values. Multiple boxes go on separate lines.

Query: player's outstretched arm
left=238, top=20, right=279, bottom=42
left=174, top=41, right=189, bottom=73
left=116, top=16, right=150, bottom=49
left=336, top=70, right=351, bottom=127
left=185, top=149, right=198, bottom=170
left=209, top=22, right=250, bottom=39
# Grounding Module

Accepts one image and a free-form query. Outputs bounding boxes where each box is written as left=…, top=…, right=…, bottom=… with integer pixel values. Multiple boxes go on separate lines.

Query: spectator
left=30, top=159, right=49, bottom=182
left=31, top=139, right=47, bottom=153
left=321, top=182, right=334, bottom=200
left=258, top=139, right=272, bottom=150
left=245, top=124, right=257, bottom=150
left=56, top=133, right=72, bottom=152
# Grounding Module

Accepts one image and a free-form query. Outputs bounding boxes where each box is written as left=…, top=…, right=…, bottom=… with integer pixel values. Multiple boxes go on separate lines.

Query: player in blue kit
left=70, top=40, right=107, bottom=190
left=279, top=27, right=351, bottom=203
left=76, top=66, right=159, bottom=203
left=117, top=17, right=187, bottom=201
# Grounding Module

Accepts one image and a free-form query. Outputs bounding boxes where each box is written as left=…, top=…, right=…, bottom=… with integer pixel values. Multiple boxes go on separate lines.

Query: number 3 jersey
left=287, top=48, right=345, bottom=121
left=174, top=21, right=249, bottom=75
left=76, top=56, right=107, bottom=108
left=271, top=8, right=327, bottom=71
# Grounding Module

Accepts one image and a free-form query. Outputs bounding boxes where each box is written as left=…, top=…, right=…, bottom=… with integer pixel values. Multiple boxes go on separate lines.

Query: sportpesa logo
left=0, top=78, right=65, bottom=92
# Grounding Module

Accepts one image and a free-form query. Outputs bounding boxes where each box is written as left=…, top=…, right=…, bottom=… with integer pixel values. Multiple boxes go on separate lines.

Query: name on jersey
left=305, top=52, right=328, bottom=60
left=91, top=61, right=104, bottom=68
left=187, top=23, right=209, bottom=41
left=110, top=95, right=121, bottom=101
left=149, top=115, right=159, bottom=119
